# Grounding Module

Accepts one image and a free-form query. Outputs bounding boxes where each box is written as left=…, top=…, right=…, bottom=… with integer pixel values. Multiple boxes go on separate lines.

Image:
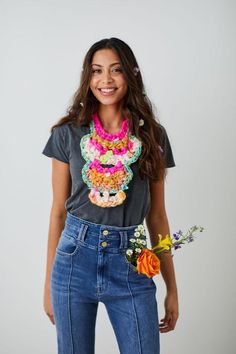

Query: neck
left=97, top=105, right=124, bottom=134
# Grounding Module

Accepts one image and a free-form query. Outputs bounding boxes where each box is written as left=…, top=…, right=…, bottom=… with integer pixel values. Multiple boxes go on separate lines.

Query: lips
left=98, top=87, right=118, bottom=96
left=98, top=87, right=117, bottom=92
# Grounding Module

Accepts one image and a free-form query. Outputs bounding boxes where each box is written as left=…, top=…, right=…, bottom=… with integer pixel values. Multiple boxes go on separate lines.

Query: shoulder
left=157, top=123, right=176, bottom=168
left=157, top=123, right=168, bottom=138
left=155, top=123, right=173, bottom=144
left=64, top=121, right=90, bottom=136
left=52, top=121, right=90, bottom=139
left=151, top=122, right=169, bottom=146
left=50, top=122, right=69, bottom=138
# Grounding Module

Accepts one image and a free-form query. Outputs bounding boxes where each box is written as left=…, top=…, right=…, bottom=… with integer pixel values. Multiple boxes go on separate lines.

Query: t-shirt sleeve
left=42, top=125, right=70, bottom=164
left=159, top=126, right=176, bottom=168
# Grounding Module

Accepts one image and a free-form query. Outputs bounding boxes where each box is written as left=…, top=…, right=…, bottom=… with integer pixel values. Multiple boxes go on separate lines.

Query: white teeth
left=100, top=88, right=116, bottom=92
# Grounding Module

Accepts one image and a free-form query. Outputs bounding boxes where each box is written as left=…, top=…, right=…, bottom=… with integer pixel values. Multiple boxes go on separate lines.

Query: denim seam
left=118, top=230, right=128, bottom=248
left=67, top=257, right=74, bottom=353
left=56, top=240, right=82, bottom=257
left=77, top=223, right=89, bottom=242
left=125, top=268, right=142, bottom=354
left=79, top=242, right=97, bottom=251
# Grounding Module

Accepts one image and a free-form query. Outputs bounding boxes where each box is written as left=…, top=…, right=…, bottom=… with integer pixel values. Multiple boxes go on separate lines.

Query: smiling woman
left=42, top=37, right=178, bottom=354
left=89, top=49, right=128, bottom=106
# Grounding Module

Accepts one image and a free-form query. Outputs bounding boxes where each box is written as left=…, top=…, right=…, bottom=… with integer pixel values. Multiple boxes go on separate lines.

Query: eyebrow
left=91, top=62, right=121, bottom=67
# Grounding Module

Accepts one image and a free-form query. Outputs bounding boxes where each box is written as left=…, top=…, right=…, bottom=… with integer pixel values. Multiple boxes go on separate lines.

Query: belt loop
left=77, top=223, right=88, bottom=242
left=118, top=230, right=128, bottom=249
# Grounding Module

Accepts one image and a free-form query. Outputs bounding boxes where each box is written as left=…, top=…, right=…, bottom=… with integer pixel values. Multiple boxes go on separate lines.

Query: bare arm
left=44, top=158, right=71, bottom=291
left=145, top=178, right=179, bottom=332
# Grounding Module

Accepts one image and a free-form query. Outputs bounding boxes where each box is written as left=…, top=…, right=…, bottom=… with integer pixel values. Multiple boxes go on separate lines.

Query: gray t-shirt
left=42, top=122, right=175, bottom=226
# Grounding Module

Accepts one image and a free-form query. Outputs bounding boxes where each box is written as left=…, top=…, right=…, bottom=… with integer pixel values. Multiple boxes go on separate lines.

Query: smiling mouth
left=98, top=88, right=118, bottom=92
left=98, top=87, right=118, bottom=96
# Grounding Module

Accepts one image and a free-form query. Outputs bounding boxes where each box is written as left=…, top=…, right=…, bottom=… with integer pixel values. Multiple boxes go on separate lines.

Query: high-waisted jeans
left=51, top=211, right=160, bottom=354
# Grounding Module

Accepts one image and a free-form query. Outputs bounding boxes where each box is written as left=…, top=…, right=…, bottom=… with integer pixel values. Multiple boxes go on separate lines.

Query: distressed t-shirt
left=42, top=121, right=176, bottom=226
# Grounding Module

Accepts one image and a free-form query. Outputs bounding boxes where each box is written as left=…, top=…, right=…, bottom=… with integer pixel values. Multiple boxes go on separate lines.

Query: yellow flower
left=152, top=233, right=173, bottom=253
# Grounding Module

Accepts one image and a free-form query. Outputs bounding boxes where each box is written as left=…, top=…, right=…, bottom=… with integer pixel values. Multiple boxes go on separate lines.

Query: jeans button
left=102, top=229, right=109, bottom=236
left=101, top=241, right=108, bottom=247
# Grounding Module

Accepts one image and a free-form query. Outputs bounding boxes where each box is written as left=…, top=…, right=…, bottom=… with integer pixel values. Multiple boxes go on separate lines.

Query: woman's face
left=89, top=48, right=128, bottom=106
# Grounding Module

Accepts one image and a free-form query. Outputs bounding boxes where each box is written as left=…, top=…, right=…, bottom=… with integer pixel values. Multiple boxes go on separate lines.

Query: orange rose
left=136, top=248, right=161, bottom=278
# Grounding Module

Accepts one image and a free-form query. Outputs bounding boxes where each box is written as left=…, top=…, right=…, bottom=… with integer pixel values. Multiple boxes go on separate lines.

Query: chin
left=97, top=97, right=123, bottom=105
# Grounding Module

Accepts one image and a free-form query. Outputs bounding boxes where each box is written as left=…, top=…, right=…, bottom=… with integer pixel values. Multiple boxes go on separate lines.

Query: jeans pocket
left=121, top=249, right=157, bottom=289
left=56, top=225, right=83, bottom=257
left=121, top=248, right=147, bottom=276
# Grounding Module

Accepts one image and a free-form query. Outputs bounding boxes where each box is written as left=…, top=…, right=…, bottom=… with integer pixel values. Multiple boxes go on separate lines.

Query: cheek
left=90, top=76, right=99, bottom=88
left=89, top=81, right=99, bottom=96
left=119, top=79, right=128, bottom=92
left=119, top=83, right=128, bottom=96
left=123, top=84, right=128, bottom=94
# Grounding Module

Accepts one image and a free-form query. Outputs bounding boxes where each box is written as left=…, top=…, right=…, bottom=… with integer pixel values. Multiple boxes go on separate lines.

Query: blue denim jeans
left=51, top=212, right=160, bottom=354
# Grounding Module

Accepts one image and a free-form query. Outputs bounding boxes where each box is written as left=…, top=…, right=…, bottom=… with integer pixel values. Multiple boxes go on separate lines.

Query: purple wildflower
left=173, top=233, right=179, bottom=240
left=188, top=236, right=194, bottom=243
left=174, top=244, right=182, bottom=250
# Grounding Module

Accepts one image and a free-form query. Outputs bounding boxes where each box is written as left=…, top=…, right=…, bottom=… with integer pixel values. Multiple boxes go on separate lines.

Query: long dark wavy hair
left=50, top=37, right=169, bottom=181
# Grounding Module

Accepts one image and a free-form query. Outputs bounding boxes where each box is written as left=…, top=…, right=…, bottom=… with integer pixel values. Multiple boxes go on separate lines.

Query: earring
left=80, top=102, right=84, bottom=107
left=133, top=66, right=140, bottom=76
left=139, top=118, right=144, bottom=126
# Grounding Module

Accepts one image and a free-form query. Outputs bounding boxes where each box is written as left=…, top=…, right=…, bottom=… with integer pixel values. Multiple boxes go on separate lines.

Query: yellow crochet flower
left=152, top=233, right=173, bottom=253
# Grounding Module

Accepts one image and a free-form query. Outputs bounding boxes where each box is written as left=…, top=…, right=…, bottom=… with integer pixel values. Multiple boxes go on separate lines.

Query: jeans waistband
left=65, top=212, right=146, bottom=250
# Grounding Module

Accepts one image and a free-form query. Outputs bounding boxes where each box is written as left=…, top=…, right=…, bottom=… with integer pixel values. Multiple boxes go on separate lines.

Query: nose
left=102, top=69, right=113, bottom=83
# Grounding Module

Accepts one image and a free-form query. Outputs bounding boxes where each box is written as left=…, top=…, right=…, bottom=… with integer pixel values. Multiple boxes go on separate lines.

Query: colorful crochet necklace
left=80, top=112, right=142, bottom=207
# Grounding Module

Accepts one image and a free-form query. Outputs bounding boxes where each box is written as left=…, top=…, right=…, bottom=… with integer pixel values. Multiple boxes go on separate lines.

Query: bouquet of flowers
left=125, top=225, right=205, bottom=278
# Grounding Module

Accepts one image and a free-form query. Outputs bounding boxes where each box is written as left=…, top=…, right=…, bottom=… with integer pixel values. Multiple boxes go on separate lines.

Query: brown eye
left=113, top=67, right=122, bottom=72
left=92, top=69, right=101, bottom=73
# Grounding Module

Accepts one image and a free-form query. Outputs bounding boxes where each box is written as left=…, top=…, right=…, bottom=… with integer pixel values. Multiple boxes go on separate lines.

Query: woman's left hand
left=159, top=291, right=179, bottom=333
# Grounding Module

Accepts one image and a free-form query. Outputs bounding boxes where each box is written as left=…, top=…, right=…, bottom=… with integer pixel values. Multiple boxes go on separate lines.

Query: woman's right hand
left=43, top=285, right=55, bottom=325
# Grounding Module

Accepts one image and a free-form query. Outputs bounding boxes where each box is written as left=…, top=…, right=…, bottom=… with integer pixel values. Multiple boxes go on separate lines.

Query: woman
left=42, top=37, right=179, bottom=354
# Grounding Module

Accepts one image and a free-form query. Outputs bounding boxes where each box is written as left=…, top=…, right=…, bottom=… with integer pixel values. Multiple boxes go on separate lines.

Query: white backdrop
left=1, top=0, right=235, bottom=353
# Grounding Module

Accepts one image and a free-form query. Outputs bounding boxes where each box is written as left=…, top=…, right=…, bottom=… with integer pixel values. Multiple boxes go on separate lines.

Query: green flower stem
left=172, top=226, right=204, bottom=246
left=126, top=225, right=204, bottom=269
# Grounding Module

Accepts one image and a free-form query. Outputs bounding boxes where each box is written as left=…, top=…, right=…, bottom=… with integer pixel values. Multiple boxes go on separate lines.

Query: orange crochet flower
left=136, top=248, right=161, bottom=278
left=88, top=169, right=127, bottom=189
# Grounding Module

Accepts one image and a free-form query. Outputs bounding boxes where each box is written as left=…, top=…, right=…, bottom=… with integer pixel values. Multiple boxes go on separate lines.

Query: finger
left=160, top=318, right=174, bottom=332
left=159, top=320, right=168, bottom=327
left=162, top=313, right=172, bottom=325
left=47, top=313, right=55, bottom=325
left=159, top=318, right=169, bottom=328
left=159, top=323, right=169, bottom=329
left=160, top=317, right=177, bottom=332
left=159, top=323, right=168, bottom=328
left=160, top=325, right=172, bottom=333
left=159, top=314, right=173, bottom=330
